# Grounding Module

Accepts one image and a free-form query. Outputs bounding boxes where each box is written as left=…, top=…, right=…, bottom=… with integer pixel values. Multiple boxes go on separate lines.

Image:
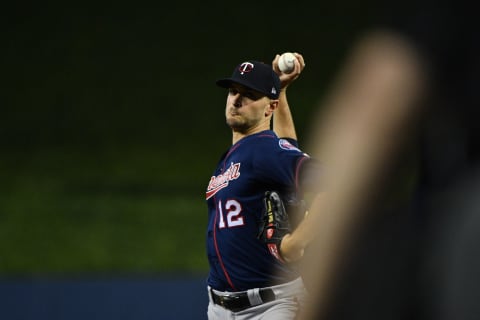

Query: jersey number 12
left=218, top=199, right=245, bottom=228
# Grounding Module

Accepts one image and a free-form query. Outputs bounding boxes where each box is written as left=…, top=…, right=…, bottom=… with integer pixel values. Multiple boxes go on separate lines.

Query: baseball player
left=205, top=53, right=318, bottom=319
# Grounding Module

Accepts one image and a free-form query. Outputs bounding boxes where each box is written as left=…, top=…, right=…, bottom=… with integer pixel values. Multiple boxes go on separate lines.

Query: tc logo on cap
left=238, top=62, right=254, bottom=75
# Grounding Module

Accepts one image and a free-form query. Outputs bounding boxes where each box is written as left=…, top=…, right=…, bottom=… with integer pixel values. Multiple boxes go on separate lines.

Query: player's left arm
left=280, top=157, right=324, bottom=263
left=280, top=193, right=323, bottom=263
left=258, top=156, right=323, bottom=263
left=272, top=52, right=306, bottom=140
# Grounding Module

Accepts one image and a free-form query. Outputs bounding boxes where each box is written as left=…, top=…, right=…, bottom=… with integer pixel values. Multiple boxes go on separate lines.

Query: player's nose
left=233, top=94, right=242, bottom=108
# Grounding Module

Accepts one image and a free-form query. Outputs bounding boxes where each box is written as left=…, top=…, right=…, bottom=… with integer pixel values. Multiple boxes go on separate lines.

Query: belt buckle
left=218, top=294, right=231, bottom=307
left=221, top=293, right=239, bottom=304
left=214, top=291, right=246, bottom=312
left=225, top=294, right=246, bottom=312
left=212, top=290, right=230, bottom=306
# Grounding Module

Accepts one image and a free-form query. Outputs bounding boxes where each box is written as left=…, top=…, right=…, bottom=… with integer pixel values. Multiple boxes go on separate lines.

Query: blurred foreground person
left=297, top=30, right=426, bottom=320
left=298, top=1, right=480, bottom=319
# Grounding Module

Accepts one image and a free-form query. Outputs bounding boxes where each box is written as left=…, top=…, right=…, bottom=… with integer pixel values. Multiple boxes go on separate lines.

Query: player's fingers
left=272, top=54, right=281, bottom=73
left=293, top=53, right=306, bottom=71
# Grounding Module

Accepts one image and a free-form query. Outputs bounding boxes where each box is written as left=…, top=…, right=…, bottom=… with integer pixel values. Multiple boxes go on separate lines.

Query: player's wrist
left=280, top=233, right=304, bottom=263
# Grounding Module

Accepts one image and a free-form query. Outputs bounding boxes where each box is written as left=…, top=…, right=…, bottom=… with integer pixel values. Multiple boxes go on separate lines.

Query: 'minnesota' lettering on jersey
left=206, top=162, right=241, bottom=200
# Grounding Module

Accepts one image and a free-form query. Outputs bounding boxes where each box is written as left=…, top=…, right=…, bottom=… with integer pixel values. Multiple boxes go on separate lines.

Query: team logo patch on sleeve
left=279, top=139, right=301, bottom=152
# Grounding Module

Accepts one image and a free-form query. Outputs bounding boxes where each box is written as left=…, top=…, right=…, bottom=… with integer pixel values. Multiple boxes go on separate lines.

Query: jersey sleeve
left=297, top=158, right=324, bottom=194
left=252, top=138, right=309, bottom=193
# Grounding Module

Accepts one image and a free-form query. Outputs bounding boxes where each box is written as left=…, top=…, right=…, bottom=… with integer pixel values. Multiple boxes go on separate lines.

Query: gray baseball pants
left=207, top=277, right=307, bottom=320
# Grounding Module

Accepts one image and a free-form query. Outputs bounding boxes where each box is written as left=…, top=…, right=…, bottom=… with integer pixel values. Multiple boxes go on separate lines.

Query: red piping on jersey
left=295, top=156, right=309, bottom=191
left=212, top=195, right=237, bottom=291
left=225, top=143, right=241, bottom=161
left=257, top=133, right=275, bottom=139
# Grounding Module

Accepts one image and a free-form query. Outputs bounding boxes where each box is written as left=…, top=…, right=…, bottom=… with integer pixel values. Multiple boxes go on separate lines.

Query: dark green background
left=1, top=2, right=377, bottom=275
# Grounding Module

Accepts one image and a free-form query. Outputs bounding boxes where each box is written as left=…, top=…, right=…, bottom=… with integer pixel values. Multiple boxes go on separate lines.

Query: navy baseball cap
left=216, top=61, right=281, bottom=99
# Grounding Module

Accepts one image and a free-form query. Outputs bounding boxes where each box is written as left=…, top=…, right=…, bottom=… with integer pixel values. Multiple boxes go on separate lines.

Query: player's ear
left=265, top=99, right=279, bottom=116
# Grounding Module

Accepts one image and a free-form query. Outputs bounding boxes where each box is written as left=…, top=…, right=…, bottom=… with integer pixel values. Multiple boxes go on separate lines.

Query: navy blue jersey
left=205, top=130, right=310, bottom=292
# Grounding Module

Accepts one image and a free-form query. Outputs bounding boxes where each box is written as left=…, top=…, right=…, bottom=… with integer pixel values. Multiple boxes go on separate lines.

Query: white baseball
left=278, top=52, right=297, bottom=74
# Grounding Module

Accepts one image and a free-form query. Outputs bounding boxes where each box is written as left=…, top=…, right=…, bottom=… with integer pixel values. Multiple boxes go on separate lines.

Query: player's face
left=225, top=84, right=275, bottom=133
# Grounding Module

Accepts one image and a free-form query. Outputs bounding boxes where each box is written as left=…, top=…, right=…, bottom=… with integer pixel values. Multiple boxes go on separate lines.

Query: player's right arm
left=272, top=53, right=306, bottom=140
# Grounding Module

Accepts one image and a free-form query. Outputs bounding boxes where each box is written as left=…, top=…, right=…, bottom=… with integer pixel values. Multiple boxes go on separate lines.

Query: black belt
left=210, top=288, right=276, bottom=312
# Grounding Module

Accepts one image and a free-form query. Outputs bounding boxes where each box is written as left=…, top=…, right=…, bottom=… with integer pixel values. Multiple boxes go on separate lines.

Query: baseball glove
left=257, top=191, right=292, bottom=262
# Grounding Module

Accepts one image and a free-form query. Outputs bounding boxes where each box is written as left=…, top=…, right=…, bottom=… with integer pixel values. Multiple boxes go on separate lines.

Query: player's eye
left=244, top=92, right=258, bottom=100
left=228, top=88, right=239, bottom=96
left=229, top=88, right=263, bottom=101
left=243, top=90, right=264, bottom=101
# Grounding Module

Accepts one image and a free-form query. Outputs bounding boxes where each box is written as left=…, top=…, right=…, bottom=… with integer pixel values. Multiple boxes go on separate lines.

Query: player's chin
left=226, top=118, right=248, bottom=132
left=226, top=115, right=240, bottom=125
